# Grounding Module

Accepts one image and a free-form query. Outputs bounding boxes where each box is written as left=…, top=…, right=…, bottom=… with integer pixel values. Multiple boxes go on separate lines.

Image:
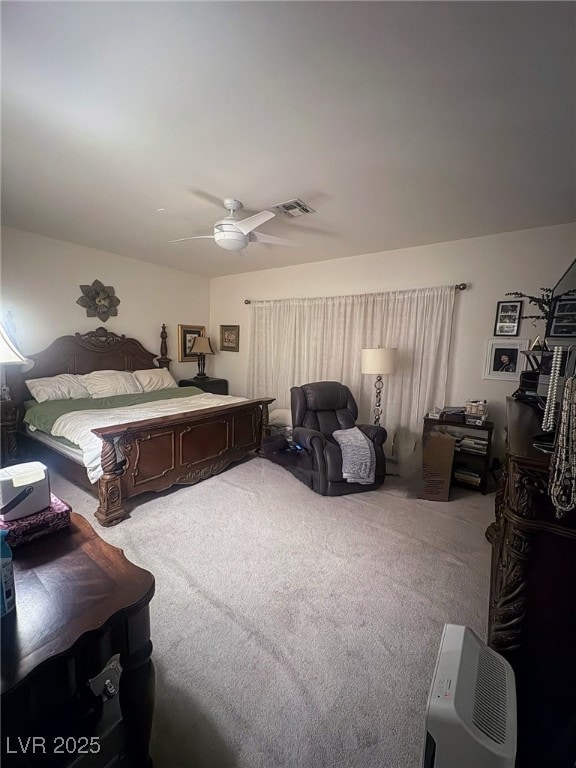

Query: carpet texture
left=51, top=457, right=495, bottom=768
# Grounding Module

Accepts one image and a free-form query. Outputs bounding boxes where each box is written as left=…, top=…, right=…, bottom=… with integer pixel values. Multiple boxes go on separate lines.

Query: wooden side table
left=1, top=511, right=155, bottom=767
left=422, top=416, right=494, bottom=494
left=179, top=376, right=229, bottom=395
left=0, top=399, right=22, bottom=466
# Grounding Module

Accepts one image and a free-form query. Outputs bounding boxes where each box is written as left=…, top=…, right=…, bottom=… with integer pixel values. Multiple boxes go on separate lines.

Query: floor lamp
left=361, top=347, right=398, bottom=426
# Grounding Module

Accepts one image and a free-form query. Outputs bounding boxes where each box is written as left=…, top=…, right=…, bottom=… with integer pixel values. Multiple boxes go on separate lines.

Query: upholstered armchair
left=262, top=381, right=387, bottom=496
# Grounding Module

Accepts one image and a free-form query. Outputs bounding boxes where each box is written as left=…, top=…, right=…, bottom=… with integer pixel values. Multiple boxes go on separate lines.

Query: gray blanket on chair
left=333, top=427, right=376, bottom=484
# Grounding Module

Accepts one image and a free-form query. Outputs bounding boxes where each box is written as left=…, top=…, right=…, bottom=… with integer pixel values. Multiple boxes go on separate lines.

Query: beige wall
left=3, top=223, right=574, bottom=458
left=1, top=227, right=210, bottom=382
left=209, top=223, right=575, bottom=455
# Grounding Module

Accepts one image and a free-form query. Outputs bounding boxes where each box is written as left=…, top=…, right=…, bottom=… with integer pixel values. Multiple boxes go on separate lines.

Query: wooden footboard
left=93, top=398, right=273, bottom=526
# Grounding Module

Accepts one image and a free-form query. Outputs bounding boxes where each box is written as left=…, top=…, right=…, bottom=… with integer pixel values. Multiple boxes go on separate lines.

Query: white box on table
left=0, top=462, right=51, bottom=522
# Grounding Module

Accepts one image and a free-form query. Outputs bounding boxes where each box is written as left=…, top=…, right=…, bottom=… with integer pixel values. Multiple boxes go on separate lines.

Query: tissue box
left=0, top=494, right=71, bottom=547
left=0, top=462, right=51, bottom=522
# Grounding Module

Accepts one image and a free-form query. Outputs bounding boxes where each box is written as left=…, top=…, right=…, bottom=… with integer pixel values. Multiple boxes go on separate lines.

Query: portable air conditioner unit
left=422, top=624, right=516, bottom=768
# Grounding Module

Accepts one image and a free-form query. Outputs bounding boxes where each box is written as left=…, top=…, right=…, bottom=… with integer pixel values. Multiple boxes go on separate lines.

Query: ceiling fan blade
left=189, top=190, right=225, bottom=208
left=235, top=210, right=275, bottom=235
left=249, top=232, right=296, bottom=246
left=169, top=235, right=215, bottom=244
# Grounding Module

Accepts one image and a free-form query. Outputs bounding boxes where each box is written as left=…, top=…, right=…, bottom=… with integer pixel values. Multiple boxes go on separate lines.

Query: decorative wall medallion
left=76, top=280, right=120, bottom=322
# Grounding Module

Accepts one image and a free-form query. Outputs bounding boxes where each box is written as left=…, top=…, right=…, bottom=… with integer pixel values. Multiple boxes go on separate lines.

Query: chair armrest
left=358, top=424, right=387, bottom=446
left=293, top=427, right=327, bottom=450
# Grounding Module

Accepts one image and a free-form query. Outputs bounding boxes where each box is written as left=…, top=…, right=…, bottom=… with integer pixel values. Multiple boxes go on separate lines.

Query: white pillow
left=79, top=370, right=142, bottom=398
left=26, top=374, right=91, bottom=403
left=133, top=368, right=177, bottom=392
left=268, top=408, right=293, bottom=427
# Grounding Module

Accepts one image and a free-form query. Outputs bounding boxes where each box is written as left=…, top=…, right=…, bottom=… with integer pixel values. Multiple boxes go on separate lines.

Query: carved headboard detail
left=6, top=326, right=169, bottom=403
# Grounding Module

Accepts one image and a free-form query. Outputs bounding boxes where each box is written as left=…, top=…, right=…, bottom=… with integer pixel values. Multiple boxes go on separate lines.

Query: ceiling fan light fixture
left=214, top=225, right=248, bottom=250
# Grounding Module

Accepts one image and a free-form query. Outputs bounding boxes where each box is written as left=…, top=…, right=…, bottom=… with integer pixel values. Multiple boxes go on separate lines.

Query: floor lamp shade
left=361, top=348, right=398, bottom=375
left=361, top=347, right=397, bottom=426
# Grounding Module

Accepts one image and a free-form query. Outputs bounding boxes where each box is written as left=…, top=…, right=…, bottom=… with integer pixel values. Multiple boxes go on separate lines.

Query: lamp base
left=196, top=353, right=207, bottom=379
left=373, top=375, right=383, bottom=426
left=194, top=373, right=208, bottom=379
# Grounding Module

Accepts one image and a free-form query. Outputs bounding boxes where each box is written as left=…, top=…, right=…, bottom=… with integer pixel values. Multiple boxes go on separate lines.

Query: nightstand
left=0, top=399, right=22, bottom=466
left=179, top=377, right=229, bottom=395
left=1, top=512, right=155, bottom=767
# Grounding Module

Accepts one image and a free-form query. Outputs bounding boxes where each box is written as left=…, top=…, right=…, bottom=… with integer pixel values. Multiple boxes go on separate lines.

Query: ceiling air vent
left=269, top=198, right=315, bottom=217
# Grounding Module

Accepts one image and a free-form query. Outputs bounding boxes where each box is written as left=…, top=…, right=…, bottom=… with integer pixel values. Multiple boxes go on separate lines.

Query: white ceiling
left=2, top=1, right=574, bottom=278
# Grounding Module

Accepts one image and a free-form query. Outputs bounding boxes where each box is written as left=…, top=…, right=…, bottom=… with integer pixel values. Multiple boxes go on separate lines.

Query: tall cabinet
left=487, top=398, right=576, bottom=768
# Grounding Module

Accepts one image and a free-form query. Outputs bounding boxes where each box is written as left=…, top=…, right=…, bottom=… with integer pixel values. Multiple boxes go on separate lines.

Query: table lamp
left=0, top=323, right=26, bottom=400
left=361, top=347, right=398, bottom=426
left=189, top=336, right=215, bottom=379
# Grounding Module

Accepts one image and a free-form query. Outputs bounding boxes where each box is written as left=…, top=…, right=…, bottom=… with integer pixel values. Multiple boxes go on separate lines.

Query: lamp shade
left=0, top=324, right=26, bottom=365
left=361, top=347, right=397, bottom=375
left=190, top=336, right=215, bottom=355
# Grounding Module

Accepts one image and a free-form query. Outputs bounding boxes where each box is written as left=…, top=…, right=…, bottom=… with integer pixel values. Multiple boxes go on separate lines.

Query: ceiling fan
left=169, top=198, right=295, bottom=252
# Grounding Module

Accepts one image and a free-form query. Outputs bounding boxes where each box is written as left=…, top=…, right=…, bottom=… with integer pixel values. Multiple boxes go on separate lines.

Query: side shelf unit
left=422, top=417, right=494, bottom=494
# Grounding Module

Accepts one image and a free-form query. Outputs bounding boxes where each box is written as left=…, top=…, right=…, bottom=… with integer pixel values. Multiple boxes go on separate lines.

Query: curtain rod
left=244, top=283, right=467, bottom=304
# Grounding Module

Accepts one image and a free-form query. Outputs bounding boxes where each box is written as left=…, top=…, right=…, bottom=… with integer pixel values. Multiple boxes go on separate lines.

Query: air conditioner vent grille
left=269, top=198, right=315, bottom=217
left=473, top=646, right=509, bottom=744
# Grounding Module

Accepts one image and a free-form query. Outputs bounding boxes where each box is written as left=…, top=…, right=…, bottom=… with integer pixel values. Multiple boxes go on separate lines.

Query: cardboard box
left=420, top=431, right=456, bottom=502
left=0, top=462, right=51, bottom=522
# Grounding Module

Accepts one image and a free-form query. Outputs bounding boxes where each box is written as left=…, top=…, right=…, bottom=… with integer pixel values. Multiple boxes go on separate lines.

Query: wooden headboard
left=6, top=325, right=171, bottom=403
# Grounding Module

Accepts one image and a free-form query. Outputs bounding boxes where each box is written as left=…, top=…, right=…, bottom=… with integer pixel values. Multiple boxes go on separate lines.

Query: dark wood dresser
left=487, top=398, right=576, bottom=768
left=1, top=512, right=155, bottom=767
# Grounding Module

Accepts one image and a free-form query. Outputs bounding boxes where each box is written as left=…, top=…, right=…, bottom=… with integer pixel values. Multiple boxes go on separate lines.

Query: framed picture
left=494, top=300, right=522, bottom=337
left=178, top=324, right=205, bottom=362
left=483, top=338, right=529, bottom=381
left=547, top=297, right=576, bottom=337
left=220, top=325, right=239, bottom=352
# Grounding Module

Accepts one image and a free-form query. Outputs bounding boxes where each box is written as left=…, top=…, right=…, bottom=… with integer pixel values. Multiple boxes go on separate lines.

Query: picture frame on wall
left=483, top=338, right=529, bottom=381
left=547, top=297, right=576, bottom=337
left=494, top=300, right=522, bottom=337
left=178, top=324, right=205, bottom=362
left=220, top=325, right=240, bottom=352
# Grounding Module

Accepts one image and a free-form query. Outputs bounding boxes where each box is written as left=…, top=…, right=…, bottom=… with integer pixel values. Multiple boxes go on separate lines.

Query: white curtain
left=248, top=286, right=455, bottom=475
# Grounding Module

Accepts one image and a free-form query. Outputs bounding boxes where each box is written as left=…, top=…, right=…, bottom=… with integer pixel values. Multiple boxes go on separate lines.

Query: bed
left=7, top=326, right=274, bottom=526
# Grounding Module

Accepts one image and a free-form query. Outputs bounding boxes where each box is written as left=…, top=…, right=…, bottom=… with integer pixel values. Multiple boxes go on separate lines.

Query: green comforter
left=24, top=386, right=204, bottom=434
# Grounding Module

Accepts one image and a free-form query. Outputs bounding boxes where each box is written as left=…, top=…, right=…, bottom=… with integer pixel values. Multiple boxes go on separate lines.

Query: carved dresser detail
left=487, top=398, right=576, bottom=768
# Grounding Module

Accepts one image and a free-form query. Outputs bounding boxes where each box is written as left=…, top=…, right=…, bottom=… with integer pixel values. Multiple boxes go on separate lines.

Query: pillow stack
left=26, top=368, right=178, bottom=402
left=25, top=374, right=90, bottom=403
left=79, top=370, right=143, bottom=398
left=133, top=368, right=178, bottom=392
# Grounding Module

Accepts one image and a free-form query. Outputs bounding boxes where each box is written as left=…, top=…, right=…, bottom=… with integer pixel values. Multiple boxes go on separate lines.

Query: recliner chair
left=263, top=381, right=387, bottom=495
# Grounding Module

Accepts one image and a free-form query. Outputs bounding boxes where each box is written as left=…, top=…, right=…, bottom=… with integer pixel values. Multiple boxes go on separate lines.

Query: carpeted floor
left=51, top=456, right=495, bottom=768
